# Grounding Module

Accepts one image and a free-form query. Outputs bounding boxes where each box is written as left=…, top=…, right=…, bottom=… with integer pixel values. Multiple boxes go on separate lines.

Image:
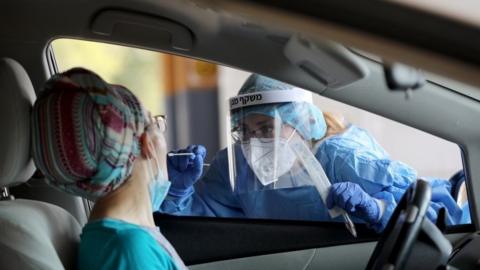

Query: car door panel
left=154, top=213, right=378, bottom=265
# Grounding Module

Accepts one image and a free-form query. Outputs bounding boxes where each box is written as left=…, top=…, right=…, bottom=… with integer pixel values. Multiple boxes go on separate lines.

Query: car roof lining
left=0, top=0, right=477, bottom=88
left=2, top=0, right=478, bottom=151
left=2, top=0, right=478, bottom=143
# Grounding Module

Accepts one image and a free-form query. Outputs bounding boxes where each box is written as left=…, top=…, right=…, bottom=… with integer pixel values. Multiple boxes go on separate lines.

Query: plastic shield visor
left=227, top=89, right=332, bottom=201
left=226, top=89, right=357, bottom=236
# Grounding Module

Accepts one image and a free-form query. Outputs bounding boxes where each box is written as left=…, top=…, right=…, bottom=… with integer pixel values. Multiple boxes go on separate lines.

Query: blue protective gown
left=161, top=125, right=466, bottom=231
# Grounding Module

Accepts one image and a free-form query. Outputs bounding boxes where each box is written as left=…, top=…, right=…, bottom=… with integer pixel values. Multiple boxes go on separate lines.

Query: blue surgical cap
left=231, top=74, right=327, bottom=140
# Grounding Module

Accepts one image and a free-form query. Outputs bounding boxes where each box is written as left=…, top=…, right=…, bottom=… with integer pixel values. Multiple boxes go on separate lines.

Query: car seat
left=0, top=58, right=81, bottom=270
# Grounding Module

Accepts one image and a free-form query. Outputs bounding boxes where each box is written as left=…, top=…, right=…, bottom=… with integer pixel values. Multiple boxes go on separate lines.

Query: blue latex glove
left=167, top=145, right=207, bottom=197
left=327, top=182, right=381, bottom=224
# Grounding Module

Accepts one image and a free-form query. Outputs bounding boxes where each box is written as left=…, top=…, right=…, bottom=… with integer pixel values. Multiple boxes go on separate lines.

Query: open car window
left=51, top=38, right=470, bottom=236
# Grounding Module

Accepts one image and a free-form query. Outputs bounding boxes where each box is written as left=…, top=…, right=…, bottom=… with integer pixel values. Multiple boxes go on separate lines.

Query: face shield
left=226, top=88, right=356, bottom=236
left=228, top=88, right=320, bottom=191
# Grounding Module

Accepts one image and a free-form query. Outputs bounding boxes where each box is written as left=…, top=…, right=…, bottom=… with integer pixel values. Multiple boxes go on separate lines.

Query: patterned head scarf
left=31, top=68, right=150, bottom=200
left=231, top=74, right=327, bottom=140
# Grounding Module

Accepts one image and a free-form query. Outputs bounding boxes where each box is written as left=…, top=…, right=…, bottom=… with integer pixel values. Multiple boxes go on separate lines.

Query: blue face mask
left=147, top=158, right=171, bottom=211
left=149, top=178, right=171, bottom=211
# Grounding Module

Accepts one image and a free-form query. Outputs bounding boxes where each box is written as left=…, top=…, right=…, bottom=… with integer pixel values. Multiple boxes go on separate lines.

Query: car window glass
left=51, top=39, right=470, bottom=233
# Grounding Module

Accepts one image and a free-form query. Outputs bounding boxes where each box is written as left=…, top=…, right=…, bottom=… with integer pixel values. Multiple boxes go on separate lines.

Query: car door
left=11, top=0, right=480, bottom=268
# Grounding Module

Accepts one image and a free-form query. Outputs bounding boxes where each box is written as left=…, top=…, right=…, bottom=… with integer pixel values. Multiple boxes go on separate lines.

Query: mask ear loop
left=146, top=159, right=156, bottom=184
left=286, top=128, right=297, bottom=142
left=143, top=131, right=157, bottom=182
left=140, top=131, right=156, bottom=181
left=140, top=130, right=158, bottom=207
left=147, top=126, right=169, bottom=184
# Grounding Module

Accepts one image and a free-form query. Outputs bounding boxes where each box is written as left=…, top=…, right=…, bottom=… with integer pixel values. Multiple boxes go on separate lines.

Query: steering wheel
left=366, top=179, right=432, bottom=270
left=449, top=170, right=465, bottom=201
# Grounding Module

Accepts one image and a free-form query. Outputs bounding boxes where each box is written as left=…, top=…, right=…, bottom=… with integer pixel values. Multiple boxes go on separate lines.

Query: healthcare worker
left=162, top=74, right=466, bottom=232
left=31, top=68, right=186, bottom=270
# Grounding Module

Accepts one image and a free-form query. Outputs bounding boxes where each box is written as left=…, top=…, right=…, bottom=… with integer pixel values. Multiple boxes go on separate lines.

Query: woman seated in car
left=31, top=68, right=188, bottom=270
left=161, top=74, right=467, bottom=232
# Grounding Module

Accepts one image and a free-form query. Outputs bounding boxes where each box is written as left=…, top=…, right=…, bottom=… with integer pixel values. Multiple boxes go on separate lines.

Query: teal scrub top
left=78, top=218, right=184, bottom=270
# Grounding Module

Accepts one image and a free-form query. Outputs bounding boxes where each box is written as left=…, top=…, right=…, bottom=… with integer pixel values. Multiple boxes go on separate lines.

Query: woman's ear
left=140, top=132, right=154, bottom=159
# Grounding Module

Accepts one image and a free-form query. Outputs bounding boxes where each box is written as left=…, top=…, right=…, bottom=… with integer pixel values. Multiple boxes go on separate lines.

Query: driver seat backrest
left=0, top=58, right=81, bottom=270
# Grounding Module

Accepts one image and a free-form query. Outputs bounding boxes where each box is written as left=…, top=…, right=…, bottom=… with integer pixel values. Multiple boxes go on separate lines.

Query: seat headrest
left=0, top=199, right=81, bottom=270
left=0, top=58, right=36, bottom=187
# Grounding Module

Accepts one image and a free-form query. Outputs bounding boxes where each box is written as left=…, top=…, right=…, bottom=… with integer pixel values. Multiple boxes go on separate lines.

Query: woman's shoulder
left=82, top=219, right=157, bottom=246
left=80, top=219, right=177, bottom=270
left=107, top=227, right=177, bottom=269
left=326, top=125, right=373, bottom=143
left=316, top=125, right=388, bottom=158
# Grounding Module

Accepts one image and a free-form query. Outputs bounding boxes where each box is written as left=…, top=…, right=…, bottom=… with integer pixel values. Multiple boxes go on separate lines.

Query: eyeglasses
left=231, top=124, right=275, bottom=143
left=150, top=114, right=167, bottom=133
left=231, top=123, right=298, bottom=144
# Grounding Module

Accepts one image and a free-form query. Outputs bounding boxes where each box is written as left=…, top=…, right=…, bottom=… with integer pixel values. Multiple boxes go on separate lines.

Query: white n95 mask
left=241, top=137, right=296, bottom=186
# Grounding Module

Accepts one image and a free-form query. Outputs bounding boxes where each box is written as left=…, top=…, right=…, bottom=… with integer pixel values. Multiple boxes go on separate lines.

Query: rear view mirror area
left=284, top=35, right=369, bottom=92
